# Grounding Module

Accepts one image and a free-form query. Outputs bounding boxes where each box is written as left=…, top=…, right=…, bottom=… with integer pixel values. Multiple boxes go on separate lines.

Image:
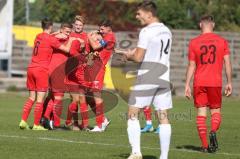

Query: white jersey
left=137, top=22, right=172, bottom=82
left=128, top=22, right=172, bottom=109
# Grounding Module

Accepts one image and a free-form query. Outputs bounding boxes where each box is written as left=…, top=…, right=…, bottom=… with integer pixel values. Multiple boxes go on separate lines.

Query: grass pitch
left=0, top=92, right=239, bottom=159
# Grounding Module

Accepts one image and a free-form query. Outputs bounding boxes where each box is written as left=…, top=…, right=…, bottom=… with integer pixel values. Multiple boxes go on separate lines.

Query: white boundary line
left=0, top=134, right=240, bottom=157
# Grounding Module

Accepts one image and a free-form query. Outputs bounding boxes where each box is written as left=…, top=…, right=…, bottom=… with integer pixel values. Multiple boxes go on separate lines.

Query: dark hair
left=98, top=19, right=112, bottom=28
left=41, top=18, right=53, bottom=30
left=60, top=22, right=73, bottom=29
left=137, top=1, right=157, bottom=17
left=200, top=15, right=214, bottom=23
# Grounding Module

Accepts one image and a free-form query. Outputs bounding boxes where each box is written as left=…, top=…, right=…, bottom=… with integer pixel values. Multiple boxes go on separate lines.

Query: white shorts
left=128, top=89, right=172, bottom=111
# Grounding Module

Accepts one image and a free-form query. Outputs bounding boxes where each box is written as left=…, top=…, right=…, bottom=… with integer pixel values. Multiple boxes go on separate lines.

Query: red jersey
left=64, top=32, right=89, bottom=91
left=98, top=32, right=116, bottom=65
left=28, top=32, right=61, bottom=69
left=48, top=37, right=69, bottom=74
left=69, top=32, right=90, bottom=55
left=188, top=33, right=230, bottom=87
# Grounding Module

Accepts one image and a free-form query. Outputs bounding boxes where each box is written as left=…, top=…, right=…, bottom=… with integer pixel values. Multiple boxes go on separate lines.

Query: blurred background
left=0, top=0, right=240, bottom=96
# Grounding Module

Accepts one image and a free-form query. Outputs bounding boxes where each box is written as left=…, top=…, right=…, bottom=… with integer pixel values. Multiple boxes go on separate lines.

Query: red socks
left=21, top=98, right=34, bottom=121
left=143, top=107, right=152, bottom=121
left=65, top=102, right=78, bottom=125
left=96, top=102, right=104, bottom=128
left=44, top=99, right=54, bottom=120
left=53, top=99, right=63, bottom=127
left=34, top=102, right=44, bottom=125
left=80, top=103, right=89, bottom=127
left=196, top=116, right=208, bottom=148
left=211, top=113, right=221, bottom=132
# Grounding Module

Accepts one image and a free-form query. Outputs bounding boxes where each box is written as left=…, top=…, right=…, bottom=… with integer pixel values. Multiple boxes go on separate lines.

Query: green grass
left=0, top=92, right=240, bottom=159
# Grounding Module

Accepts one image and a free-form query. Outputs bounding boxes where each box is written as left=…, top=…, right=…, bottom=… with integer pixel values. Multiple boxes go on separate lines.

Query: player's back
left=29, top=32, right=60, bottom=69
left=189, top=33, right=230, bottom=86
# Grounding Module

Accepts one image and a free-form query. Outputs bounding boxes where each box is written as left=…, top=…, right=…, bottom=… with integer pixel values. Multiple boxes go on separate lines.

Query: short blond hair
left=74, top=15, right=85, bottom=24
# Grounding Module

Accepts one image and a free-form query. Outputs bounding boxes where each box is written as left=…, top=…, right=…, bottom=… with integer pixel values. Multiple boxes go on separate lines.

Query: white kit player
left=116, top=1, right=172, bottom=159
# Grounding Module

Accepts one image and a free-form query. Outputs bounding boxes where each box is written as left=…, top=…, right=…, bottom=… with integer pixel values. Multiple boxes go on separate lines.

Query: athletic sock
left=159, top=124, right=171, bottom=159
left=80, top=103, right=89, bottom=127
left=44, top=99, right=54, bottom=120
left=143, top=107, right=152, bottom=123
left=211, top=113, right=221, bottom=132
left=21, top=98, right=34, bottom=121
left=65, top=102, right=78, bottom=125
left=53, top=99, right=63, bottom=127
left=196, top=116, right=208, bottom=148
left=96, top=102, right=104, bottom=128
left=34, top=102, right=44, bottom=125
left=127, top=118, right=141, bottom=154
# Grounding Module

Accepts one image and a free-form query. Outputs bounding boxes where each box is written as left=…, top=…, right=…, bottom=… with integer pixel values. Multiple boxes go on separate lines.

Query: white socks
left=127, top=119, right=171, bottom=158
left=127, top=118, right=141, bottom=154
left=159, top=124, right=171, bottom=159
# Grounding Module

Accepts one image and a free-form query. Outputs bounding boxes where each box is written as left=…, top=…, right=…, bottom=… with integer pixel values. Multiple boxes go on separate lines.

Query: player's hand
left=90, top=30, right=99, bottom=34
left=88, top=31, right=97, bottom=38
left=76, top=38, right=85, bottom=48
left=185, top=85, right=192, bottom=99
left=77, top=38, right=84, bottom=43
left=93, top=51, right=99, bottom=56
left=224, top=83, right=232, bottom=97
left=125, top=48, right=136, bottom=59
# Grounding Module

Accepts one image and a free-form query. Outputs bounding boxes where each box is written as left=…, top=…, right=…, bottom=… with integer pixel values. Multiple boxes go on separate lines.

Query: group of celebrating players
left=18, top=1, right=233, bottom=159
left=19, top=15, right=115, bottom=132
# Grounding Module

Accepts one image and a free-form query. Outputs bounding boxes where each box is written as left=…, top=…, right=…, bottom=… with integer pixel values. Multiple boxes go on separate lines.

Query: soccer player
left=19, top=18, right=78, bottom=130
left=64, top=15, right=90, bottom=131
left=116, top=2, right=173, bottom=158
left=43, top=22, right=74, bottom=129
left=87, top=19, right=116, bottom=132
left=185, top=15, right=232, bottom=152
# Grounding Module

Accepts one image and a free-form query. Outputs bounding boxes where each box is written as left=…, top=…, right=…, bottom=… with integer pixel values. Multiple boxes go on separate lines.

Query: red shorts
left=85, top=65, right=105, bottom=91
left=49, top=63, right=67, bottom=93
left=64, top=65, right=86, bottom=93
left=26, top=67, right=48, bottom=92
left=83, top=57, right=106, bottom=91
left=93, top=67, right=105, bottom=91
left=194, top=86, right=222, bottom=109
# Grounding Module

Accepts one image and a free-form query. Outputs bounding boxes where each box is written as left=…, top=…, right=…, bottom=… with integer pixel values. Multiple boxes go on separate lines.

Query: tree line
left=14, top=0, right=240, bottom=31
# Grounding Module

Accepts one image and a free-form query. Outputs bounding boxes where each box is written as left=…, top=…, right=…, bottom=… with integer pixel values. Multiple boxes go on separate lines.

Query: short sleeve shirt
left=188, top=33, right=230, bottom=87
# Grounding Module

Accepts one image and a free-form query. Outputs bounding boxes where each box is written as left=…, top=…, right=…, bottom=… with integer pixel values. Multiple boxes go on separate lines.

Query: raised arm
left=88, top=32, right=104, bottom=50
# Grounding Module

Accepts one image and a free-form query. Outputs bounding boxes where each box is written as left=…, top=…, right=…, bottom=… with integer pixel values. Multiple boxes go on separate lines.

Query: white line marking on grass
left=1, top=134, right=240, bottom=157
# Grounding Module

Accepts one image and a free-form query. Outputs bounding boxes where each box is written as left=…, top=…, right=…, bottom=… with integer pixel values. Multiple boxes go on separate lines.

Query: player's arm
left=88, top=32, right=105, bottom=50
left=185, top=41, right=196, bottom=99
left=224, top=55, right=232, bottom=96
left=114, top=47, right=145, bottom=62
left=59, top=37, right=84, bottom=53
left=185, top=61, right=196, bottom=99
left=124, top=28, right=147, bottom=62
left=126, top=47, right=145, bottom=62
